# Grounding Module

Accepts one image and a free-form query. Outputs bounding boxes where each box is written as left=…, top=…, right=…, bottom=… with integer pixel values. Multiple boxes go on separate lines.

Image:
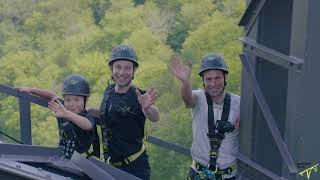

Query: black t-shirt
left=103, top=86, right=146, bottom=161
left=56, top=98, right=95, bottom=159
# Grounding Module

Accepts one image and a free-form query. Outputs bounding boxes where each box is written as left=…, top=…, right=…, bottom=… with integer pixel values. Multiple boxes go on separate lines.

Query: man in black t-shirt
left=91, top=44, right=160, bottom=180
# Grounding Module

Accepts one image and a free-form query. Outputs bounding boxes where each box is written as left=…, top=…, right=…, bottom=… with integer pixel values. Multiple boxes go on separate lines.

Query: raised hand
left=135, top=88, right=157, bottom=112
left=48, top=100, right=68, bottom=118
left=170, top=54, right=192, bottom=82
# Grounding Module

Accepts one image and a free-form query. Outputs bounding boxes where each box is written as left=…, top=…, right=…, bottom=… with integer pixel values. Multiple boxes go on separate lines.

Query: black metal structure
left=238, top=0, right=320, bottom=179
left=0, top=143, right=142, bottom=180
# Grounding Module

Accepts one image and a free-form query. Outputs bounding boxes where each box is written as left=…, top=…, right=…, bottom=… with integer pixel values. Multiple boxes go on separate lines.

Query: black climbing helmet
left=62, top=74, right=90, bottom=97
left=109, top=44, right=138, bottom=67
left=199, top=53, right=228, bottom=77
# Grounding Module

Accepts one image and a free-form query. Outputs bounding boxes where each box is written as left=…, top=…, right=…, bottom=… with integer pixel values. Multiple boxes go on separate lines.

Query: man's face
left=63, top=95, right=85, bottom=114
left=111, top=60, right=136, bottom=87
left=203, top=69, right=226, bottom=98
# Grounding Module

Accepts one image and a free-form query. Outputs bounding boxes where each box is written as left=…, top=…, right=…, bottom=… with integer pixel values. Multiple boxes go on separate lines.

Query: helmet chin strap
left=84, top=97, right=87, bottom=109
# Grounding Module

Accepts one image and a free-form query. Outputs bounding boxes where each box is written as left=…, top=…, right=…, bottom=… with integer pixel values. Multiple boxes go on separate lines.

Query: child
left=17, top=74, right=99, bottom=159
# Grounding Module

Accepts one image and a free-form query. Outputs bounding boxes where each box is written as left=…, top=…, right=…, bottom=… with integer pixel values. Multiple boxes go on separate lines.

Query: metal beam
left=18, top=97, right=32, bottom=145
left=146, top=135, right=191, bottom=156
left=240, top=37, right=304, bottom=71
left=88, top=157, right=142, bottom=180
left=237, top=152, right=287, bottom=180
left=0, top=159, right=70, bottom=180
left=0, top=85, right=49, bottom=107
left=71, top=152, right=117, bottom=180
left=19, top=92, right=48, bottom=108
left=0, top=84, right=19, bottom=97
left=238, top=0, right=267, bottom=36
left=0, top=144, right=85, bottom=178
left=0, top=143, right=60, bottom=157
left=240, top=54, right=297, bottom=174
left=0, top=85, right=50, bottom=145
left=0, top=130, right=23, bottom=144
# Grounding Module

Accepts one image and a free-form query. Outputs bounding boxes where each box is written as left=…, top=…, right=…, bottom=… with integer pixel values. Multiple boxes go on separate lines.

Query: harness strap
left=206, top=92, right=231, bottom=167
left=110, top=144, right=146, bottom=167
left=100, top=84, right=115, bottom=159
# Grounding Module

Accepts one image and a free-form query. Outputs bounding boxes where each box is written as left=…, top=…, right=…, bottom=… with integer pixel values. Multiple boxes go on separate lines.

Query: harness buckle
left=106, top=156, right=111, bottom=164
left=213, top=165, right=218, bottom=174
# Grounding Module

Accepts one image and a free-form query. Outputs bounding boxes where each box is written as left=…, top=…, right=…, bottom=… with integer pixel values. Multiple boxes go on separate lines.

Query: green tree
left=181, top=12, right=243, bottom=94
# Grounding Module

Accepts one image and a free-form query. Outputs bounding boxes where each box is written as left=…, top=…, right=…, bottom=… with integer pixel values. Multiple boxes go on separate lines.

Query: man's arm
left=87, top=108, right=101, bottom=125
left=170, top=55, right=196, bottom=108
left=180, top=79, right=196, bottom=108
left=87, top=108, right=100, bottom=119
left=143, top=105, right=160, bottom=122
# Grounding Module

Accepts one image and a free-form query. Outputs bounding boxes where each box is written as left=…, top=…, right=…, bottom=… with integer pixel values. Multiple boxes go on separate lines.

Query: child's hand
left=15, top=87, right=32, bottom=93
left=48, top=100, right=68, bottom=118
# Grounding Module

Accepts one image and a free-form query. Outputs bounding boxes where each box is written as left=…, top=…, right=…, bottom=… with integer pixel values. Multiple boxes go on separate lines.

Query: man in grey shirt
left=170, top=53, right=240, bottom=180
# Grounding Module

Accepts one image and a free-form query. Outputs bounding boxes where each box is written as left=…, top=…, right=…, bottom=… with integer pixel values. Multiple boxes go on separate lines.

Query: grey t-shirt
left=191, top=89, right=240, bottom=178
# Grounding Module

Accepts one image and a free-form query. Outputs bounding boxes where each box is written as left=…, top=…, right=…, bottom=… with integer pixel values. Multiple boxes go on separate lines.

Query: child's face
left=63, top=95, right=85, bottom=114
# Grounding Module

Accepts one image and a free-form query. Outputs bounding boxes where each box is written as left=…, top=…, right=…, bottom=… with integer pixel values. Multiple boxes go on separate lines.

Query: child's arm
left=49, top=100, right=93, bottom=130
left=16, top=87, right=57, bottom=101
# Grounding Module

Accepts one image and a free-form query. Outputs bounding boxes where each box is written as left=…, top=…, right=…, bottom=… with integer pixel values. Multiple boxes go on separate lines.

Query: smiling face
left=63, top=95, right=85, bottom=114
left=111, top=60, right=136, bottom=88
left=202, top=69, right=227, bottom=99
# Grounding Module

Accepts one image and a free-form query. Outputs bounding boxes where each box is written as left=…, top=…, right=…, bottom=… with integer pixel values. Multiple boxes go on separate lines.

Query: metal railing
left=0, top=84, right=190, bottom=155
